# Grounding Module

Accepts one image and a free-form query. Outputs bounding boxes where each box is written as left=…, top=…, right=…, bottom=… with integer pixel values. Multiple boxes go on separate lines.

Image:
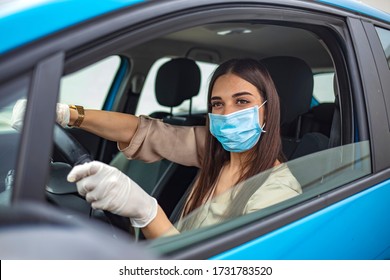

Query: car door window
left=59, top=56, right=121, bottom=109
left=194, top=141, right=370, bottom=228
left=152, top=141, right=371, bottom=254
left=0, top=76, right=29, bottom=205
left=376, top=27, right=390, bottom=69
left=313, top=72, right=335, bottom=104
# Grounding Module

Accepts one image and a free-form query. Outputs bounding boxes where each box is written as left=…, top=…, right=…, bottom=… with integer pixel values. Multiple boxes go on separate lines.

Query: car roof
left=317, top=0, right=390, bottom=22
left=0, top=0, right=389, bottom=55
left=0, top=0, right=145, bottom=55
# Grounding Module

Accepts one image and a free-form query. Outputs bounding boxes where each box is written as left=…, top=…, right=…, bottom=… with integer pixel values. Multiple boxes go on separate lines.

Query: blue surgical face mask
left=208, top=100, right=267, bottom=153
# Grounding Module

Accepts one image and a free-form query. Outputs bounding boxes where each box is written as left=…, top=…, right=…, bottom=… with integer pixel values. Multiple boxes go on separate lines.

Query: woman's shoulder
left=262, top=163, right=302, bottom=193
left=244, top=163, right=302, bottom=213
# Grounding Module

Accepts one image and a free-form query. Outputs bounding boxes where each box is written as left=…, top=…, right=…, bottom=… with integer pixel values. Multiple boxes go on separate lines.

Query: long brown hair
left=182, top=58, right=284, bottom=219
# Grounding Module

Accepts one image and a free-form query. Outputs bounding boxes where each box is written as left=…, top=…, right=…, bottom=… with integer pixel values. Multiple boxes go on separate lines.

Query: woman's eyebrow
left=232, top=91, right=254, bottom=98
left=210, top=91, right=254, bottom=100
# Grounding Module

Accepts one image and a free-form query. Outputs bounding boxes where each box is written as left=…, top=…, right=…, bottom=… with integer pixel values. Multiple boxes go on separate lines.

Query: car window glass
left=155, top=141, right=371, bottom=248
left=313, top=72, right=335, bottom=103
left=59, top=56, right=121, bottom=109
left=0, top=76, right=29, bottom=206
left=376, top=26, right=390, bottom=69
left=136, top=57, right=217, bottom=116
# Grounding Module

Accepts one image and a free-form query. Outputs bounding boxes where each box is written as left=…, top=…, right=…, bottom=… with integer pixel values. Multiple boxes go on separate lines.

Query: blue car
left=0, top=0, right=390, bottom=260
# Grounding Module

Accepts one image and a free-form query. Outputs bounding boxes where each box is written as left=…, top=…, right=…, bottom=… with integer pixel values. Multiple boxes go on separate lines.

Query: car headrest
left=155, top=58, right=201, bottom=107
left=261, top=56, right=313, bottom=124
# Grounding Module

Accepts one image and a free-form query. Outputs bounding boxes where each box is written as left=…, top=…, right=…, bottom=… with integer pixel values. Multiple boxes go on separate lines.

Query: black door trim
left=12, top=52, right=64, bottom=202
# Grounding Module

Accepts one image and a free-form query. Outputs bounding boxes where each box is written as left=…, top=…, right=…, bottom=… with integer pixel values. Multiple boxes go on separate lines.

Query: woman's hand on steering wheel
left=68, top=161, right=157, bottom=228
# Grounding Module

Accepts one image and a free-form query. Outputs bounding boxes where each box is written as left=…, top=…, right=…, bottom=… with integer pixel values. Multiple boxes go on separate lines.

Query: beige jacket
left=119, top=116, right=301, bottom=231
left=119, top=115, right=206, bottom=167
left=176, top=164, right=301, bottom=231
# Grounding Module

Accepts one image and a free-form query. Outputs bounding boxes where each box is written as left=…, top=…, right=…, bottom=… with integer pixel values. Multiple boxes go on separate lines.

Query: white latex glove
left=11, top=99, right=70, bottom=131
left=67, top=161, right=157, bottom=228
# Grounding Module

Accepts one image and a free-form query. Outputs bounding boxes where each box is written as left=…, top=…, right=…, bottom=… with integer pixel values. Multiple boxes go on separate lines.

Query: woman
left=13, top=58, right=301, bottom=238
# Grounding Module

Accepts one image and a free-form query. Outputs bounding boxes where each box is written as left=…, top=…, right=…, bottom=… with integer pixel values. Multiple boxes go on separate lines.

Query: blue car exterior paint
left=0, top=0, right=144, bottom=55
left=317, top=0, right=390, bottom=22
left=104, top=58, right=130, bottom=111
left=212, top=180, right=390, bottom=260
left=1, top=0, right=389, bottom=56
left=1, top=0, right=390, bottom=261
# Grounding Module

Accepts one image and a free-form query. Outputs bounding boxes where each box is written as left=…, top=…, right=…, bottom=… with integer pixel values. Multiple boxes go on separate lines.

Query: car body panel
left=317, top=0, right=390, bottom=22
left=1, top=0, right=390, bottom=260
left=1, top=0, right=389, bottom=56
left=0, top=0, right=144, bottom=54
left=211, top=179, right=390, bottom=260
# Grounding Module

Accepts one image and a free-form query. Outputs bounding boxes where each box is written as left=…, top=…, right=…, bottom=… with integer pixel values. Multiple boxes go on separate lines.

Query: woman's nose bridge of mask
left=220, top=101, right=265, bottom=118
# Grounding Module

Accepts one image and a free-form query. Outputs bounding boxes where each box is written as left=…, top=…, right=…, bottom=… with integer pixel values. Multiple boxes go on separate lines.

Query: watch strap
left=69, top=105, right=85, bottom=127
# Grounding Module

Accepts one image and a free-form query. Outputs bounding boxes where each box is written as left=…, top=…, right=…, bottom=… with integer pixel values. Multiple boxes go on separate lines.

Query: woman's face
left=210, top=73, right=265, bottom=123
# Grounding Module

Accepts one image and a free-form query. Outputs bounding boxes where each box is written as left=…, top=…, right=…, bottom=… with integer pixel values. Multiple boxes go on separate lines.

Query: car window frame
left=57, top=5, right=368, bottom=258
left=86, top=6, right=366, bottom=257
left=2, top=0, right=384, bottom=259
left=348, top=17, right=390, bottom=172
left=364, top=22, right=390, bottom=134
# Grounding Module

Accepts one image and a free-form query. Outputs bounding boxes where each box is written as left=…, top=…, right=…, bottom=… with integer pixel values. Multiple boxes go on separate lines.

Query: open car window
left=376, top=26, right=390, bottom=69
left=313, top=72, right=335, bottom=104
left=51, top=17, right=361, bottom=242
left=60, top=56, right=121, bottom=109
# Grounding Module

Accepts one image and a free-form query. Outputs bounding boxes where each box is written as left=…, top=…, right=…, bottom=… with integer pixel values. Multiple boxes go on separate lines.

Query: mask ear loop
left=261, top=122, right=266, bottom=133
left=258, top=100, right=267, bottom=108
left=258, top=100, right=267, bottom=132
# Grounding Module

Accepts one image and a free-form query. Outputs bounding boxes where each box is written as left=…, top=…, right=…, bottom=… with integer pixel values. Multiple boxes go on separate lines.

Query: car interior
left=0, top=17, right=371, bottom=242
left=60, top=22, right=342, bottom=230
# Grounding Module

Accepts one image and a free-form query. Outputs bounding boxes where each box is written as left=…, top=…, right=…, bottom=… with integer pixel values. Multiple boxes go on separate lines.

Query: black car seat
left=278, top=68, right=342, bottom=195
left=110, top=57, right=203, bottom=218
left=261, top=56, right=329, bottom=159
left=150, top=57, right=205, bottom=126
left=295, top=73, right=340, bottom=157
left=299, top=102, right=335, bottom=138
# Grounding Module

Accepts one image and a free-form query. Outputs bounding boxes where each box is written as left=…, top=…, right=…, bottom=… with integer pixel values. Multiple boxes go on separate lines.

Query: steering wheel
left=53, top=124, right=93, bottom=165
left=50, top=124, right=132, bottom=234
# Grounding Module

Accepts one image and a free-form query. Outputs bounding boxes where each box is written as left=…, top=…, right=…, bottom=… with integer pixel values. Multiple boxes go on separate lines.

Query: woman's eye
left=211, top=102, right=223, bottom=108
left=236, top=99, right=249, bottom=104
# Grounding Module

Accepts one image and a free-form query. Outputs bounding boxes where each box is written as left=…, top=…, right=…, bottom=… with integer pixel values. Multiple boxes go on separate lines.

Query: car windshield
left=0, top=77, right=29, bottom=206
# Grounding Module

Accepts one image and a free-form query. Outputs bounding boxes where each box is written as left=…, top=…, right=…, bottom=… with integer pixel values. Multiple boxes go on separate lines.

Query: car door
left=144, top=2, right=390, bottom=260
left=1, top=0, right=390, bottom=260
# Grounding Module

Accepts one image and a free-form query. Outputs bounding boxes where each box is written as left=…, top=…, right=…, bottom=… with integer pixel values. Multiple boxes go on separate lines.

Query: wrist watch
left=68, top=105, right=85, bottom=127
